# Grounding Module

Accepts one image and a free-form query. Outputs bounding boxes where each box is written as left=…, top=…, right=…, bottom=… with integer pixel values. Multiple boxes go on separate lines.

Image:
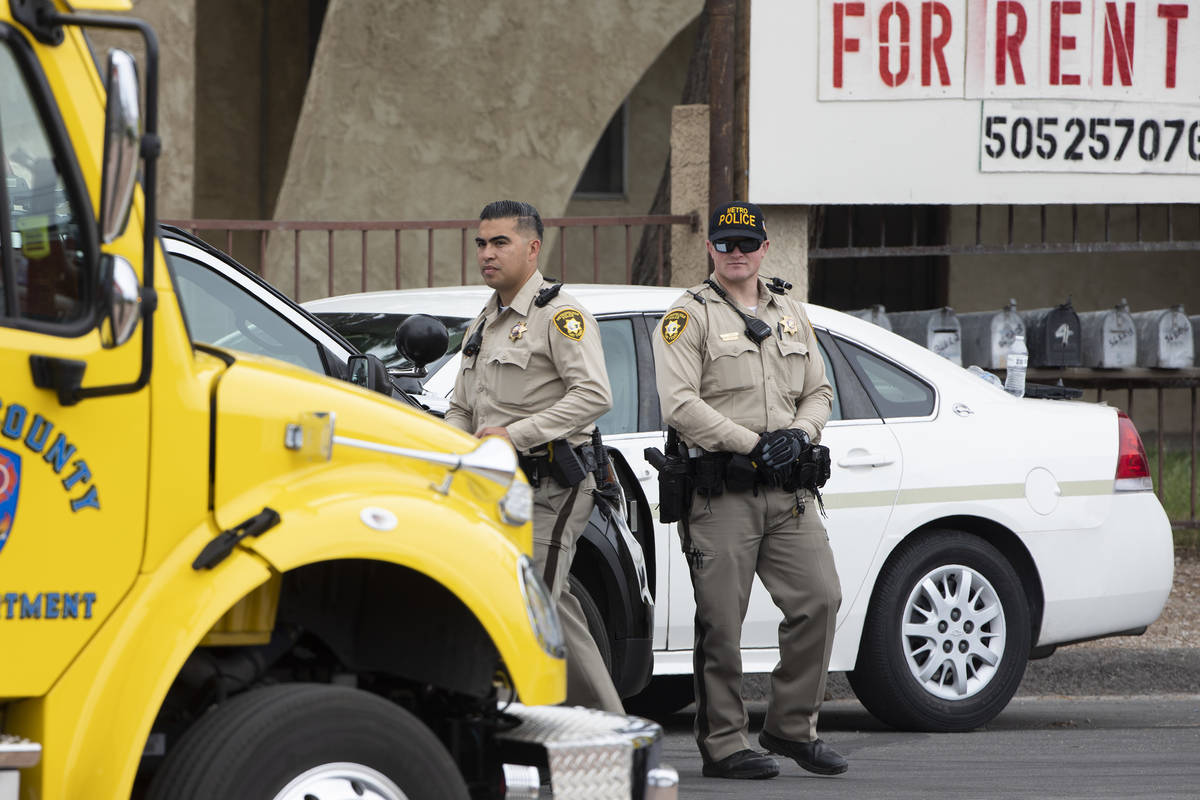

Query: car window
left=814, top=337, right=842, bottom=421
left=1, top=41, right=90, bottom=326
left=597, top=318, right=637, bottom=435
left=318, top=312, right=470, bottom=385
left=168, top=252, right=326, bottom=373
left=838, top=339, right=935, bottom=418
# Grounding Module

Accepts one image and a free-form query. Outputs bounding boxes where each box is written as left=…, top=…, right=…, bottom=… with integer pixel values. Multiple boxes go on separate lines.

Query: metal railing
left=1028, top=367, right=1199, bottom=530
left=162, top=215, right=699, bottom=300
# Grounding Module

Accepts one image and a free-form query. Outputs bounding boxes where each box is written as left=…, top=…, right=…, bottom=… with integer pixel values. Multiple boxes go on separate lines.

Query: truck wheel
left=847, top=530, right=1031, bottom=732
left=569, top=573, right=612, bottom=673
left=147, top=683, right=469, bottom=800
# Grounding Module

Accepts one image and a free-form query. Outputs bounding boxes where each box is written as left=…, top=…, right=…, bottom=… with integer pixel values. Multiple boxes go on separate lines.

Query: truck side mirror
left=99, top=48, right=141, bottom=244
left=99, top=254, right=142, bottom=348
left=395, top=315, right=449, bottom=378
left=348, top=353, right=392, bottom=395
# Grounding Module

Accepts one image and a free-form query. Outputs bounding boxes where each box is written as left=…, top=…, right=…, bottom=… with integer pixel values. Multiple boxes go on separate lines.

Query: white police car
left=305, top=284, right=1174, bottom=732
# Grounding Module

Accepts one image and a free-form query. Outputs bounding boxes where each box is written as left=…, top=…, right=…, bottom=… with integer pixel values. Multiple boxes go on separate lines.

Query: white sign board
left=749, top=0, right=1200, bottom=203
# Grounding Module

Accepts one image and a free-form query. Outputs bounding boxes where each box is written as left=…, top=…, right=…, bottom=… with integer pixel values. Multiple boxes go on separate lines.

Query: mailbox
left=1079, top=299, right=1137, bottom=369
left=887, top=307, right=962, bottom=365
left=959, top=299, right=1025, bottom=369
left=847, top=304, right=892, bottom=331
left=1132, top=305, right=1193, bottom=368
left=1021, top=300, right=1082, bottom=367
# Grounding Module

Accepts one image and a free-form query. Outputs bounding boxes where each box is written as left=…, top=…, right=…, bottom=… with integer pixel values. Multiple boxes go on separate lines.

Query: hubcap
left=901, top=564, right=1006, bottom=701
left=272, top=763, right=408, bottom=800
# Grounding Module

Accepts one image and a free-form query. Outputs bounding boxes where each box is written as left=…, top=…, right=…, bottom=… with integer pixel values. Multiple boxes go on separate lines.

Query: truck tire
left=569, top=573, right=613, bottom=673
left=847, top=530, right=1031, bottom=732
left=147, top=683, right=469, bottom=800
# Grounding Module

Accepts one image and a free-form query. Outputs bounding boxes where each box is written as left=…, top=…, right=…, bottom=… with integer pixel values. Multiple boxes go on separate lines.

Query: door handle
left=837, top=453, right=895, bottom=468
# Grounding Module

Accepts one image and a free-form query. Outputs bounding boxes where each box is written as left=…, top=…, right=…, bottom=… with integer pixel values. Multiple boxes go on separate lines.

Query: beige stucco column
left=670, top=104, right=709, bottom=288
left=91, top=0, right=194, bottom=218
left=760, top=205, right=809, bottom=302
left=271, top=0, right=704, bottom=298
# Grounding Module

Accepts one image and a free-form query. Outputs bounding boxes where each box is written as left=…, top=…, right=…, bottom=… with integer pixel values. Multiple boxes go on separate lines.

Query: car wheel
left=147, top=683, right=469, bottom=800
left=623, top=675, right=695, bottom=721
left=848, top=529, right=1031, bottom=732
left=569, top=573, right=613, bottom=674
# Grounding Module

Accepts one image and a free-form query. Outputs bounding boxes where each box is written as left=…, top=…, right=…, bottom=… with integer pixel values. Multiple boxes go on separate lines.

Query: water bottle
left=1005, top=334, right=1028, bottom=397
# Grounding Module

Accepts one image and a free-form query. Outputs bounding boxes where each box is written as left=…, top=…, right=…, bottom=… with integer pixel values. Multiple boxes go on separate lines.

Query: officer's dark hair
left=480, top=200, right=544, bottom=241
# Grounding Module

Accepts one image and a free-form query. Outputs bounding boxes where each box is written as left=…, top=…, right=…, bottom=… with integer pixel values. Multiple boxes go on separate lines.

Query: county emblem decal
left=660, top=310, right=689, bottom=344
left=0, top=448, right=20, bottom=557
left=553, top=309, right=586, bottom=340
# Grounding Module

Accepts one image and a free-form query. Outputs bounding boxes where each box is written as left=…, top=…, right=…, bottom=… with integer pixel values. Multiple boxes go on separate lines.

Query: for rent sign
left=749, top=0, right=1200, bottom=202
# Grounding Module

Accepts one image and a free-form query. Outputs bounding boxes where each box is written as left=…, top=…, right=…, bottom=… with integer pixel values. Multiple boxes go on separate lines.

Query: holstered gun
left=547, top=439, right=586, bottom=488
left=644, top=427, right=690, bottom=524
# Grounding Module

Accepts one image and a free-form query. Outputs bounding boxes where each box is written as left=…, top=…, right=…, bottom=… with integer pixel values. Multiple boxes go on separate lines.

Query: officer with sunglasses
left=652, top=201, right=844, bottom=780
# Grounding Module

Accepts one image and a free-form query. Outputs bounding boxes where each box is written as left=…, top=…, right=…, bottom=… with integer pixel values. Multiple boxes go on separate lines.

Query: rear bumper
left=495, top=703, right=675, bottom=800
left=1026, top=492, right=1175, bottom=646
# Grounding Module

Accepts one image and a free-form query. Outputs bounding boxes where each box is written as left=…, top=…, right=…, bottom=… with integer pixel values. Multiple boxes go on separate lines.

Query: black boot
left=701, top=749, right=780, bottom=779
left=758, top=730, right=848, bottom=775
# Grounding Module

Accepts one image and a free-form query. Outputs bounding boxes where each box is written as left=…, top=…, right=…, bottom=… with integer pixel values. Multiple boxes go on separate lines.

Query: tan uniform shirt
left=653, top=278, right=833, bottom=454
left=445, top=270, right=612, bottom=452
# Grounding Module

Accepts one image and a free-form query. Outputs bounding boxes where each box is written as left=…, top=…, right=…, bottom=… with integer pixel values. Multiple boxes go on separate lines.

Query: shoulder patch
left=553, top=308, right=586, bottom=340
left=660, top=309, right=689, bottom=344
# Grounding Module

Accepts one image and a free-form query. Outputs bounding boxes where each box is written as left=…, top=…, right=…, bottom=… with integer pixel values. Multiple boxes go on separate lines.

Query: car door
left=0, top=30, right=148, bottom=695
left=592, top=313, right=670, bottom=647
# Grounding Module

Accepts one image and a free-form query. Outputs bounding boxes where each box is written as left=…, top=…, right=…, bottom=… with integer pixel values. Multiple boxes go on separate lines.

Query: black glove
left=751, top=429, right=810, bottom=471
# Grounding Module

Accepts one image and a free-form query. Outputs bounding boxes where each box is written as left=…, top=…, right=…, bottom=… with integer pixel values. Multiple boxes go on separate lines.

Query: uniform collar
left=701, top=276, right=780, bottom=310
left=485, top=269, right=545, bottom=319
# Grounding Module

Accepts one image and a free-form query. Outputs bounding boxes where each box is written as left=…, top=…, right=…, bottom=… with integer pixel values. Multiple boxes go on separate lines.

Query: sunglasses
left=712, top=238, right=763, bottom=254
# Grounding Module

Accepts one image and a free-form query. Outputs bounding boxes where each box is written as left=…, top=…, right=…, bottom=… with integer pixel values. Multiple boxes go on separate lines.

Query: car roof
left=303, top=284, right=684, bottom=317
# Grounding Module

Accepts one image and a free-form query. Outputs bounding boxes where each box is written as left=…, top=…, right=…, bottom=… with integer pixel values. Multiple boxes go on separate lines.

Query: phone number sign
left=981, top=100, right=1200, bottom=173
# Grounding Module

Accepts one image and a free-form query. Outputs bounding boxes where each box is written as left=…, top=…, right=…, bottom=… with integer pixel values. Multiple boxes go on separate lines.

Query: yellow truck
left=0, top=2, right=671, bottom=798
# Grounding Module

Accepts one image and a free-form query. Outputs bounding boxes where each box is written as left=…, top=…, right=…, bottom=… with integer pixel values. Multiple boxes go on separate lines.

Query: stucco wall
left=269, top=0, right=703, bottom=299
left=91, top=0, right=194, bottom=219
left=549, top=19, right=697, bottom=285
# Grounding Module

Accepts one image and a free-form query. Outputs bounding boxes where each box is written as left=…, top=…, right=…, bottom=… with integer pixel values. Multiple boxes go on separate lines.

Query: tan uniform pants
left=682, top=486, right=841, bottom=763
left=533, top=474, right=625, bottom=714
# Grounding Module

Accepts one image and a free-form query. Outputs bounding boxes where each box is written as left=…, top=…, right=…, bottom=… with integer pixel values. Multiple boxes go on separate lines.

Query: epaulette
left=685, top=288, right=707, bottom=305
left=766, top=276, right=792, bottom=295
left=534, top=282, right=564, bottom=307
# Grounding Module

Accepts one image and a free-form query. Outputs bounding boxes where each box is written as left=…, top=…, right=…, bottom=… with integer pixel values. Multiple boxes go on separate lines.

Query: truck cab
left=0, top=3, right=670, bottom=798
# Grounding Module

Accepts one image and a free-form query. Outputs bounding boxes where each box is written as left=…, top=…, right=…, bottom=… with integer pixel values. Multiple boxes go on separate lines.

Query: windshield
left=316, top=312, right=472, bottom=385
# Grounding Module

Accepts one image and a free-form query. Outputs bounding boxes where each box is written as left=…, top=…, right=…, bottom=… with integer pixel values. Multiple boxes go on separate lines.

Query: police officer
left=653, top=201, right=844, bottom=779
left=445, top=200, right=624, bottom=713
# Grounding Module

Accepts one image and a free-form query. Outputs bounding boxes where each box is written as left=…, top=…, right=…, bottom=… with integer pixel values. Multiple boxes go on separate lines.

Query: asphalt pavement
left=651, top=647, right=1200, bottom=799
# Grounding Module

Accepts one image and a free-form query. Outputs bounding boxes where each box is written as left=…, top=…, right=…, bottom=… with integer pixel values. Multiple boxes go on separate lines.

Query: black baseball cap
left=708, top=201, right=766, bottom=242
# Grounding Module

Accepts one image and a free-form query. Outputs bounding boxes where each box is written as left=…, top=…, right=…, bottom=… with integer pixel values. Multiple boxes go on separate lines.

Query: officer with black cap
left=652, top=201, right=845, bottom=780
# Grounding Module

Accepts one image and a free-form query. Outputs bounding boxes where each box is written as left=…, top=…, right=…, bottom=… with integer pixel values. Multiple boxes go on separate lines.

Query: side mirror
left=395, top=314, right=449, bottom=377
left=99, top=49, right=141, bottom=244
left=99, top=254, right=141, bottom=348
left=348, top=352, right=392, bottom=395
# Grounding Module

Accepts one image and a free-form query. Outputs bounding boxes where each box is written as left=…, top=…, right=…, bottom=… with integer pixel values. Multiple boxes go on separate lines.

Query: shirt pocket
left=486, top=346, right=533, bottom=404
left=776, top=337, right=810, bottom=396
left=704, top=336, right=759, bottom=395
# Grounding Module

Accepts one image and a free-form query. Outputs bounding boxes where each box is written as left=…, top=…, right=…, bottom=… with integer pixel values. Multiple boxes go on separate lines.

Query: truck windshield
left=316, top=312, right=471, bottom=386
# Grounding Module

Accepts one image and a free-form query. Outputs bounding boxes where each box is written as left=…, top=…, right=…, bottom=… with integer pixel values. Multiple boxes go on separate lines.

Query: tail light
left=1114, top=411, right=1152, bottom=492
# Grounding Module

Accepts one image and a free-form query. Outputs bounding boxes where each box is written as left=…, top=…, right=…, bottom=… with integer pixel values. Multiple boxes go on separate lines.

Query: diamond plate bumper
left=494, top=703, right=674, bottom=800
